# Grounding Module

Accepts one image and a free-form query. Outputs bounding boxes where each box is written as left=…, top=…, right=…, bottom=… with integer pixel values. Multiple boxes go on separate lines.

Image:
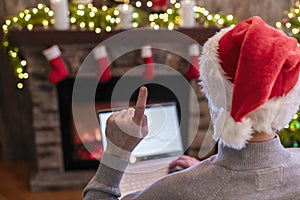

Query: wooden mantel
left=8, top=27, right=219, bottom=46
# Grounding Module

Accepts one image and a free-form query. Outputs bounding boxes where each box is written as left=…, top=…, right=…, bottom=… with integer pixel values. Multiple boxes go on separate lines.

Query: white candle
left=72, top=0, right=93, bottom=4
left=117, top=4, right=134, bottom=29
left=179, top=0, right=196, bottom=28
left=50, top=0, right=70, bottom=30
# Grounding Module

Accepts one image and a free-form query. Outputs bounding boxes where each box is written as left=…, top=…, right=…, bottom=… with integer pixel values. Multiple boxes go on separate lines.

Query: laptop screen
left=98, top=103, right=184, bottom=160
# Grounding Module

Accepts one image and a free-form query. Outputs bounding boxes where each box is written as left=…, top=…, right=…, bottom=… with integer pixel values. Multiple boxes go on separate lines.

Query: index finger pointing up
left=133, top=86, right=148, bottom=125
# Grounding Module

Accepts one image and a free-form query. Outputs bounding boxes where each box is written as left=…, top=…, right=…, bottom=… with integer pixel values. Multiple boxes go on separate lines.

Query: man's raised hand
left=105, top=86, right=149, bottom=157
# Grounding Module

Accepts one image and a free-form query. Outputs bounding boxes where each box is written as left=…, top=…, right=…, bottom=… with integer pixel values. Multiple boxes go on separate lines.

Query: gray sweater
left=83, top=136, right=300, bottom=199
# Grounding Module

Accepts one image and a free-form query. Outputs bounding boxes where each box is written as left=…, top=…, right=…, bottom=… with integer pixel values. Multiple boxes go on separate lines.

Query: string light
left=292, top=28, right=300, bottom=34
left=17, top=83, right=23, bottom=89
left=113, top=10, right=119, bottom=16
left=135, top=1, right=142, bottom=8
left=37, top=3, right=43, bottom=9
left=2, top=24, right=8, bottom=31
left=16, top=68, right=23, bottom=73
left=42, top=20, right=49, bottom=26
left=19, top=12, right=25, bottom=18
left=5, top=19, right=11, bottom=25
left=227, top=15, right=234, bottom=21
left=214, top=14, right=220, bottom=20
left=276, top=22, right=282, bottom=29
left=1, top=2, right=236, bottom=90
left=146, top=1, right=153, bottom=7
left=20, top=60, right=27, bottom=66
left=168, top=22, right=174, bottom=30
left=18, top=73, right=24, bottom=79
left=77, top=10, right=85, bottom=16
left=132, top=22, right=138, bottom=28
left=79, top=22, right=86, bottom=28
left=23, top=73, right=29, bottom=79
left=105, top=26, right=112, bottom=32
left=70, top=17, right=76, bottom=23
left=48, top=10, right=54, bottom=17
left=32, top=8, right=38, bottom=14
left=44, top=7, right=50, bottom=13
left=110, top=18, right=116, bottom=23
left=12, top=17, right=18, bottom=22
left=95, top=27, right=101, bottom=33
left=217, top=19, right=225, bottom=25
left=24, top=14, right=32, bottom=21
left=132, top=12, right=139, bottom=19
left=27, top=24, right=34, bottom=30
left=174, top=3, right=180, bottom=9
left=170, top=0, right=176, bottom=4
left=203, top=10, right=209, bottom=16
left=78, top=4, right=85, bottom=10
left=102, top=5, right=108, bottom=11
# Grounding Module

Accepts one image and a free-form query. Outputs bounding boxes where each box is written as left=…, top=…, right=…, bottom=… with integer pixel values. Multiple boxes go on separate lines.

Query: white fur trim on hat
left=214, top=108, right=253, bottom=150
left=93, top=45, right=107, bottom=60
left=141, top=45, right=152, bottom=58
left=189, top=43, right=200, bottom=56
left=43, top=45, right=61, bottom=61
left=199, top=27, right=300, bottom=150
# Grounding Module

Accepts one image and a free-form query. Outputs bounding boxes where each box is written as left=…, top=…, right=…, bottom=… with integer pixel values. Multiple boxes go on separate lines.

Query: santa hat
left=199, top=16, right=300, bottom=150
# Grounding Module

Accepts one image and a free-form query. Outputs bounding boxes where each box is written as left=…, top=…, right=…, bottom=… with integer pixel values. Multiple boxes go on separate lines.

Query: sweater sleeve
left=83, top=152, right=183, bottom=200
left=83, top=152, right=130, bottom=200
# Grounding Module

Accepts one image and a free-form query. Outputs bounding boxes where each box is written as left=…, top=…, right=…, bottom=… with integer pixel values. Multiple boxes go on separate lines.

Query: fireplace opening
left=57, top=76, right=190, bottom=171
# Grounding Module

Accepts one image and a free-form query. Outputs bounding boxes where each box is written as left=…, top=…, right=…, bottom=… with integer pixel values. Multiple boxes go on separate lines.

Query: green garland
left=148, top=3, right=236, bottom=29
left=276, top=1, right=300, bottom=147
left=279, top=111, right=300, bottom=147
left=1, top=3, right=52, bottom=89
left=276, top=1, right=300, bottom=42
left=1, top=1, right=236, bottom=89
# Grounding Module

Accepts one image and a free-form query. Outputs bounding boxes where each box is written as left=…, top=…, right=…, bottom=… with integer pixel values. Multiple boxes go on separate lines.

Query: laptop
left=98, top=102, right=184, bottom=196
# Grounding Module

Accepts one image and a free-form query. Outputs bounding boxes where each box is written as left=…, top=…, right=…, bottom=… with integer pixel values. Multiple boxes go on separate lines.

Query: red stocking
left=141, top=45, right=155, bottom=81
left=93, top=45, right=111, bottom=83
left=43, top=45, right=69, bottom=84
left=186, top=43, right=200, bottom=80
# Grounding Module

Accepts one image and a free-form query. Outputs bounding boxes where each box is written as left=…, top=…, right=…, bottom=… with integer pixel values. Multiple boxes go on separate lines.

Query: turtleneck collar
left=211, top=135, right=291, bottom=170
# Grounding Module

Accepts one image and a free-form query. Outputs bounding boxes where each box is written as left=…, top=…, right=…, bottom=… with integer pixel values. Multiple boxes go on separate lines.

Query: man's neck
left=248, top=132, right=276, bottom=143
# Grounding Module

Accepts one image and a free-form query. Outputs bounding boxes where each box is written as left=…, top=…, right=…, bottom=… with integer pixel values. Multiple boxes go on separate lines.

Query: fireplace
left=57, top=75, right=190, bottom=171
left=8, top=28, right=216, bottom=191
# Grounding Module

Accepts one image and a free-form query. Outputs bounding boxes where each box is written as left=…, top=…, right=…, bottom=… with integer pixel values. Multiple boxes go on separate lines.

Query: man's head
left=199, top=16, right=300, bottom=150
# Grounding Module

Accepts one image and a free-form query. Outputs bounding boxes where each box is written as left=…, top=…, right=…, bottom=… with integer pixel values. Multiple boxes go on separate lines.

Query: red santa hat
left=199, top=16, right=300, bottom=150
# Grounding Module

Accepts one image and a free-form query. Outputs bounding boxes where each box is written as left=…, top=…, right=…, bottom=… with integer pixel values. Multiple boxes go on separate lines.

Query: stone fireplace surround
left=9, top=27, right=217, bottom=191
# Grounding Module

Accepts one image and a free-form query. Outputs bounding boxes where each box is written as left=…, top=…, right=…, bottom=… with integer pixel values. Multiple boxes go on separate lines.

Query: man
left=83, top=16, right=300, bottom=199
